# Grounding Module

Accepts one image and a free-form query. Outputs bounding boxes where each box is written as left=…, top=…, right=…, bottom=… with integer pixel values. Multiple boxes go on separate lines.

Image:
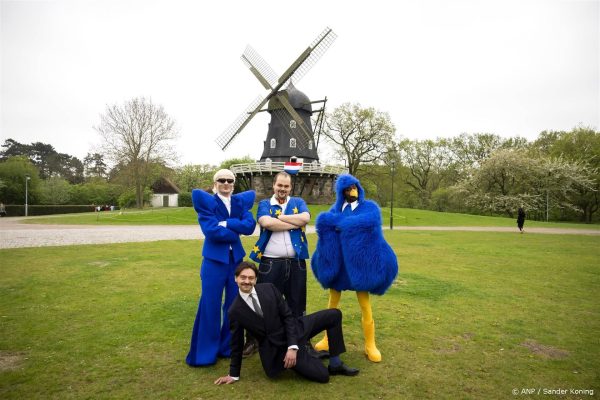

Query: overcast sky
left=1, top=0, right=598, bottom=167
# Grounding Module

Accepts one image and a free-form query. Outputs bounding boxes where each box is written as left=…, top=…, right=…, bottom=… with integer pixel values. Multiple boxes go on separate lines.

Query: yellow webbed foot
left=365, top=343, right=382, bottom=362
left=314, top=335, right=330, bottom=352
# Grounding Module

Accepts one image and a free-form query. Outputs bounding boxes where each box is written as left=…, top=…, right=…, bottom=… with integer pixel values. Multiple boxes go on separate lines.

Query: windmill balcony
left=229, top=162, right=348, bottom=204
left=230, top=161, right=347, bottom=176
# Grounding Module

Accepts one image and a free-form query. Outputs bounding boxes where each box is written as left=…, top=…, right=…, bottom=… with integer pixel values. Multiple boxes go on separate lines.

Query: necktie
left=251, top=293, right=263, bottom=317
left=343, top=204, right=353, bottom=215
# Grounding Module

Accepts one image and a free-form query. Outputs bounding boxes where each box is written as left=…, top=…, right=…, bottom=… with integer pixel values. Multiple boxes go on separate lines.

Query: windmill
left=215, top=27, right=337, bottom=163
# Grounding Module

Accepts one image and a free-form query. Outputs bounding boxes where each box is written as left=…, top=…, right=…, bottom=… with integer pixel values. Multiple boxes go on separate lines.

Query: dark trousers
left=257, top=257, right=307, bottom=317
left=246, top=258, right=308, bottom=348
left=290, top=308, right=346, bottom=383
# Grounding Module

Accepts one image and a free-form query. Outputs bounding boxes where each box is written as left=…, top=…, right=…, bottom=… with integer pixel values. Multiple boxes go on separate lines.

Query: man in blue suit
left=186, top=169, right=257, bottom=366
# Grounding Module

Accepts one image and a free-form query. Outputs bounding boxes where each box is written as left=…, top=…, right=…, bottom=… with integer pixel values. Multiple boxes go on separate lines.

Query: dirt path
left=0, top=217, right=598, bottom=249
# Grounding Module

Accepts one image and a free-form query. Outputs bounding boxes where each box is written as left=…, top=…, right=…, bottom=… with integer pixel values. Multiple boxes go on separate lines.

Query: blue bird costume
left=186, top=189, right=256, bottom=366
left=311, top=174, right=398, bottom=362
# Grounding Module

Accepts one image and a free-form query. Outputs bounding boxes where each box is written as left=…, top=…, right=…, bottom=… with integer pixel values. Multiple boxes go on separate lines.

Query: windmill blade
left=215, top=96, right=270, bottom=150
left=278, top=27, right=337, bottom=88
left=241, top=46, right=278, bottom=90
left=275, top=93, right=314, bottom=144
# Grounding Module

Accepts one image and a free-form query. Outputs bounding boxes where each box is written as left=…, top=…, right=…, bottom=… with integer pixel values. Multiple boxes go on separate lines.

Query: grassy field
left=1, top=231, right=599, bottom=399
left=21, top=205, right=600, bottom=230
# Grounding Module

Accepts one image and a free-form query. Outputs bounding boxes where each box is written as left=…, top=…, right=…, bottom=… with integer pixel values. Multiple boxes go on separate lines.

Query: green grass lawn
left=1, top=232, right=599, bottom=399
left=21, top=205, right=600, bottom=230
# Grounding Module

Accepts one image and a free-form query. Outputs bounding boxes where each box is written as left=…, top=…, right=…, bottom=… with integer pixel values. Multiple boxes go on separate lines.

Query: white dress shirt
left=263, top=195, right=296, bottom=258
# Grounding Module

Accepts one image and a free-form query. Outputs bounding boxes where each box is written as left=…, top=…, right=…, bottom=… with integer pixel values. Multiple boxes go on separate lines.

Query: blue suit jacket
left=192, top=189, right=256, bottom=264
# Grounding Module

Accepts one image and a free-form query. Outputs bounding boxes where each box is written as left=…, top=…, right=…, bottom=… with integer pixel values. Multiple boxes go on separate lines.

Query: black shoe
left=242, top=339, right=258, bottom=358
left=306, top=343, right=329, bottom=359
left=328, top=363, right=360, bottom=376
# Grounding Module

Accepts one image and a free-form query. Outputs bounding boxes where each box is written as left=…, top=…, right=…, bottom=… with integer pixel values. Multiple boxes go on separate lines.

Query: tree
left=218, top=155, right=254, bottom=171
left=69, top=180, right=125, bottom=206
left=0, top=156, right=41, bottom=204
left=39, top=177, right=71, bottom=205
left=0, top=139, right=84, bottom=183
left=531, top=127, right=600, bottom=223
left=0, top=139, right=30, bottom=160
left=398, top=138, right=454, bottom=208
left=455, top=149, right=594, bottom=217
left=83, top=153, right=108, bottom=179
left=447, top=133, right=528, bottom=179
left=322, top=103, right=396, bottom=176
left=173, top=164, right=216, bottom=192
left=95, top=97, right=179, bottom=208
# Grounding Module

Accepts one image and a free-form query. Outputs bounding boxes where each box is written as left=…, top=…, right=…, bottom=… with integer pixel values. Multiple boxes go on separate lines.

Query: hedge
left=2, top=205, right=116, bottom=217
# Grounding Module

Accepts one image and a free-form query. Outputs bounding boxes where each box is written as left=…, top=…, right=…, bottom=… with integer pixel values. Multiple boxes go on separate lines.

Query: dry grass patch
left=521, top=339, right=570, bottom=359
left=0, top=351, right=25, bottom=372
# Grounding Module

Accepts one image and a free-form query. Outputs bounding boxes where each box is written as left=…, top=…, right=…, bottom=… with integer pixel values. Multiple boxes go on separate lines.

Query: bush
left=4, top=204, right=98, bottom=216
left=178, top=192, right=192, bottom=207
left=69, top=181, right=125, bottom=206
left=118, top=187, right=152, bottom=208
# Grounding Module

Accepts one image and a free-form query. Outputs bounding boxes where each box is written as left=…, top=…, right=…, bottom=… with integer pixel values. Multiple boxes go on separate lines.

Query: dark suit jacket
left=228, top=283, right=299, bottom=378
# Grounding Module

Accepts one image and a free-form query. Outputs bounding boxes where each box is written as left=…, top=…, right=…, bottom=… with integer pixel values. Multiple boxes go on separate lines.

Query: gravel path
left=0, top=217, right=598, bottom=249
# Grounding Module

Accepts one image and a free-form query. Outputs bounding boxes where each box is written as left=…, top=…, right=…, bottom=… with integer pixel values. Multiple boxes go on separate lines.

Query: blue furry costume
left=186, top=189, right=256, bottom=366
left=312, top=174, right=398, bottom=294
left=311, top=174, right=398, bottom=362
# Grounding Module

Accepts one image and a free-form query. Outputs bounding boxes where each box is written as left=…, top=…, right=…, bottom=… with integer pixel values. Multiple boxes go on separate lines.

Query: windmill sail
left=214, top=27, right=336, bottom=151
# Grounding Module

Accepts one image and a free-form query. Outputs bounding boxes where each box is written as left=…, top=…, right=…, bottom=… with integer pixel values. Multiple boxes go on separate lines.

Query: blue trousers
left=186, top=252, right=239, bottom=366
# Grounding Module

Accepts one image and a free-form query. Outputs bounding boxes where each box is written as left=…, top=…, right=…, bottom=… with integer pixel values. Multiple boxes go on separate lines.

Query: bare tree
left=398, top=138, right=454, bottom=207
left=95, top=97, right=178, bottom=208
left=322, top=103, right=395, bottom=176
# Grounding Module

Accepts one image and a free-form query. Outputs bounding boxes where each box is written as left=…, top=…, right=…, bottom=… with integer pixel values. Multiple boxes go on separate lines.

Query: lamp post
left=25, top=175, right=31, bottom=217
left=390, top=161, right=395, bottom=230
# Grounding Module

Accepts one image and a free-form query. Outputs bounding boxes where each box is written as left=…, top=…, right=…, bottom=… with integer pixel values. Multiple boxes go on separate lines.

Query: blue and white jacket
left=249, top=196, right=310, bottom=262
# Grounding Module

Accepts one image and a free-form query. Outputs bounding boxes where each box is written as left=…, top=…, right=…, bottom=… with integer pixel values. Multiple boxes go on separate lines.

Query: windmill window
left=308, top=140, right=313, bottom=150
left=270, top=138, right=276, bottom=149
left=290, top=138, right=297, bottom=148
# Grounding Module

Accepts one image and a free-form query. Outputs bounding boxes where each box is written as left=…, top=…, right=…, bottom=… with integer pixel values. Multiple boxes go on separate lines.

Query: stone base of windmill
left=230, top=162, right=347, bottom=205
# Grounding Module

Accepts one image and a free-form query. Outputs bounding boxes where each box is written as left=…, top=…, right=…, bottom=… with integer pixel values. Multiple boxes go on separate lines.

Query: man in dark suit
left=214, top=261, right=359, bottom=384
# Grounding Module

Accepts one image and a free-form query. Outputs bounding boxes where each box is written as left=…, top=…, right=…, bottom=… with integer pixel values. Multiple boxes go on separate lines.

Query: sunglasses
left=216, top=179, right=235, bottom=184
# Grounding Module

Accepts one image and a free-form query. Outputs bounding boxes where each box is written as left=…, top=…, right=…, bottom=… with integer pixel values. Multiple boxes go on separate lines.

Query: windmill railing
left=230, top=162, right=347, bottom=176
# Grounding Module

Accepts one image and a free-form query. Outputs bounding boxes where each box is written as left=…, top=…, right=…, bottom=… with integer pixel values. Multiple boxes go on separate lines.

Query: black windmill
left=215, top=28, right=336, bottom=163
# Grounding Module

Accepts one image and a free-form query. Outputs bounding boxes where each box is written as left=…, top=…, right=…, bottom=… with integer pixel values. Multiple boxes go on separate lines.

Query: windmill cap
left=213, top=169, right=235, bottom=182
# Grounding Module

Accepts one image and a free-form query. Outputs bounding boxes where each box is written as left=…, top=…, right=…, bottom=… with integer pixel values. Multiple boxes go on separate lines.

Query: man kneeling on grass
left=215, top=261, right=359, bottom=384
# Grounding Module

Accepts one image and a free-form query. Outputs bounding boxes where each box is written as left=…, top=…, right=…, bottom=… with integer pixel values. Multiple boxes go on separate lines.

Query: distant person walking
left=0, top=203, right=6, bottom=217
left=517, top=207, right=526, bottom=233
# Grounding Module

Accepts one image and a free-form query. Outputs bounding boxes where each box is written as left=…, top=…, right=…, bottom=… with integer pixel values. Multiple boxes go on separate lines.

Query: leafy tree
left=173, top=164, right=216, bottom=192
left=118, top=187, right=153, bottom=208
left=54, top=153, right=84, bottom=184
left=322, top=103, right=396, bottom=175
left=455, top=149, right=594, bottom=217
left=0, top=156, right=41, bottom=204
left=447, top=133, right=528, bottom=179
left=95, top=97, right=179, bottom=208
left=69, top=179, right=125, bottom=206
left=0, top=139, right=30, bottom=160
left=218, top=156, right=254, bottom=170
left=83, top=153, right=108, bottom=179
left=0, top=139, right=84, bottom=183
left=39, top=177, right=71, bottom=205
left=532, top=127, right=600, bottom=222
